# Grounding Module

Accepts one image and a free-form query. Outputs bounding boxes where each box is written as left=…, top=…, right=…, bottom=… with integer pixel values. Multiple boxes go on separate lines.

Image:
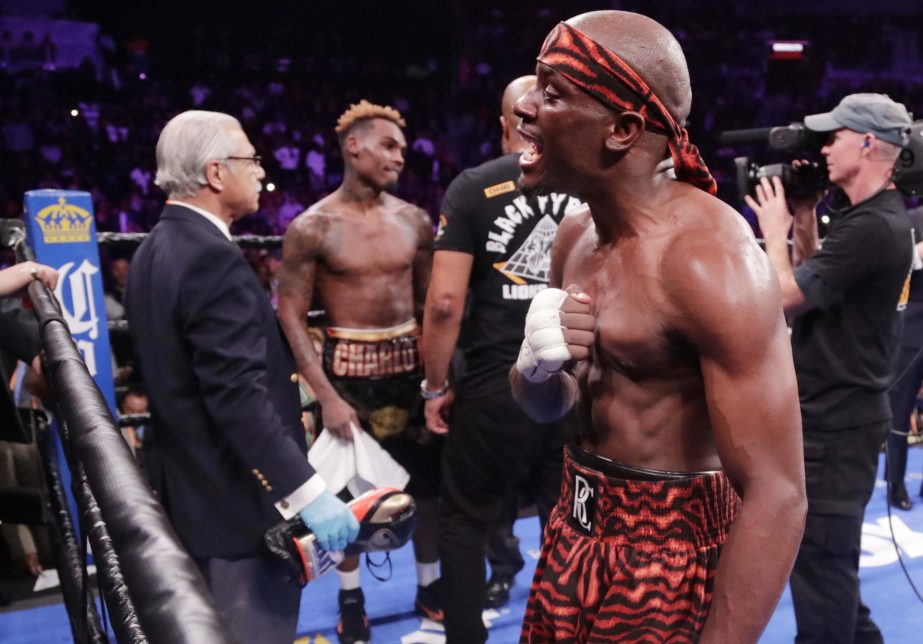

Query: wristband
left=419, top=379, right=449, bottom=400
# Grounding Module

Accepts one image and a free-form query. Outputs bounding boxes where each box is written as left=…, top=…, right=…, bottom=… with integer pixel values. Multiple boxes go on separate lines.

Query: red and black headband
left=537, top=22, right=717, bottom=196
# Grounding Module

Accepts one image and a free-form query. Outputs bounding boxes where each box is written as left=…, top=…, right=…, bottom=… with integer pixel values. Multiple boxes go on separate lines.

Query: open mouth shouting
left=517, top=127, right=544, bottom=173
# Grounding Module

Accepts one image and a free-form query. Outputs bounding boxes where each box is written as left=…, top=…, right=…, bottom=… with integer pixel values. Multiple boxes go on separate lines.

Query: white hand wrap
left=516, top=288, right=571, bottom=383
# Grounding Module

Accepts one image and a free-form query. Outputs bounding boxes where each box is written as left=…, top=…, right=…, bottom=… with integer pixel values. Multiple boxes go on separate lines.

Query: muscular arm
left=790, top=203, right=820, bottom=267
left=277, top=213, right=342, bottom=409
left=669, top=229, right=806, bottom=644
left=509, top=213, right=585, bottom=421
left=422, top=250, right=472, bottom=389
left=410, top=206, right=434, bottom=326
left=420, top=250, right=472, bottom=433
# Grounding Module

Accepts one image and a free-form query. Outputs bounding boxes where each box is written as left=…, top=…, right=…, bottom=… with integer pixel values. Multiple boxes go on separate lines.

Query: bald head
left=502, top=76, right=536, bottom=124
left=500, top=75, right=536, bottom=155
left=567, top=11, right=691, bottom=124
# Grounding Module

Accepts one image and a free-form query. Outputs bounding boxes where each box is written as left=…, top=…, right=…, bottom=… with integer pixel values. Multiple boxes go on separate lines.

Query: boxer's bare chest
left=562, top=230, right=695, bottom=380
left=320, top=206, right=418, bottom=278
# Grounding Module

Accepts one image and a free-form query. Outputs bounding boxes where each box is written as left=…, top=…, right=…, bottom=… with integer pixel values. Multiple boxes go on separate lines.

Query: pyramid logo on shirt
left=494, top=215, right=558, bottom=284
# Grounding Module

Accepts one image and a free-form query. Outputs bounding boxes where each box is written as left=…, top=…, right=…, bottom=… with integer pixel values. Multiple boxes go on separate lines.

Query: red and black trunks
left=521, top=445, right=740, bottom=643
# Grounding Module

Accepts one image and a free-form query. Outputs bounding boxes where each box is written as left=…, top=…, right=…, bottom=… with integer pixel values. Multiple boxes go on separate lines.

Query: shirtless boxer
left=509, top=12, right=806, bottom=643
left=277, top=100, right=438, bottom=644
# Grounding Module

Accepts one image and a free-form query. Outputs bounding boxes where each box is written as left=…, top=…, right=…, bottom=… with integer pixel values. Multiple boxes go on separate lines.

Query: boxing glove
left=265, top=488, right=417, bottom=586
left=516, top=288, right=572, bottom=383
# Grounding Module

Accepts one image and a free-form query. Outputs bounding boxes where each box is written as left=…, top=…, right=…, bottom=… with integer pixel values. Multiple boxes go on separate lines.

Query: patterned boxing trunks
left=322, top=320, right=440, bottom=498
left=521, top=445, right=740, bottom=643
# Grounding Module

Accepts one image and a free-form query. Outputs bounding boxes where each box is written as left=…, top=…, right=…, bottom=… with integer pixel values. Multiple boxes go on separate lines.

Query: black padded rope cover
left=28, top=280, right=233, bottom=644
left=7, top=230, right=106, bottom=642
left=97, top=231, right=283, bottom=250
left=70, top=453, right=145, bottom=643
left=41, top=429, right=107, bottom=643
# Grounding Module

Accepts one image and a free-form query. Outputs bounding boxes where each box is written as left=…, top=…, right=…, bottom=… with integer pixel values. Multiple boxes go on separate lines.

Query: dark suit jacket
left=126, top=204, right=314, bottom=558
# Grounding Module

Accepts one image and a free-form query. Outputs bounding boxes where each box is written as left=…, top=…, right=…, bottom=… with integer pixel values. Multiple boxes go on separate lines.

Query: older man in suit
left=126, top=110, right=358, bottom=644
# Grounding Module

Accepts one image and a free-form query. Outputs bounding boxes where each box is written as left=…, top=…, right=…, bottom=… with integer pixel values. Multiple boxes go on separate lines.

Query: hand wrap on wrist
left=516, top=288, right=572, bottom=383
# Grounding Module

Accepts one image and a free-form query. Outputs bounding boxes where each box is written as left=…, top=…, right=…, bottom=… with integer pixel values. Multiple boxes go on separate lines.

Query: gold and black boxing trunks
left=322, top=320, right=425, bottom=443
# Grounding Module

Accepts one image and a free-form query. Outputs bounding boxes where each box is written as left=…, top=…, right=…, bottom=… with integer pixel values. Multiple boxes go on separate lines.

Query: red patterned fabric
left=537, top=22, right=718, bottom=196
left=520, top=446, right=740, bottom=643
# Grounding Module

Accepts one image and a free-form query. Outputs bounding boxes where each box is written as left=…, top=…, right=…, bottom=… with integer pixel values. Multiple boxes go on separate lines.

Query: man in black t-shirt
left=748, top=93, right=914, bottom=644
left=421, top=76, right=581, bottom=643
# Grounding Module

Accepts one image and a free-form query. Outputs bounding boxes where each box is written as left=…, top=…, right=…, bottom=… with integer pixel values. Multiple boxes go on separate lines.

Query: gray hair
left=154, top=110, right=241, bottom=198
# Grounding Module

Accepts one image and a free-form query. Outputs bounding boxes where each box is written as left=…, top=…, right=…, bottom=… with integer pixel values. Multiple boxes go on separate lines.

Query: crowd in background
left=1, top=1, right=921, bottom=397
left=0, top=1, right=921, bottom=243
left=2, top=0, right=923, bottom=627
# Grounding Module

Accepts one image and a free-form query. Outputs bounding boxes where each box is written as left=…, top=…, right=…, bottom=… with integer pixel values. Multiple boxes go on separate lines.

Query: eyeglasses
left=221, top=155, right=262, bottom=167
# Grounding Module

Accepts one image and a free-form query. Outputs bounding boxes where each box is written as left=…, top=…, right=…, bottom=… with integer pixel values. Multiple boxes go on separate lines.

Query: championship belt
left=264, top=487, right=417, bottom=586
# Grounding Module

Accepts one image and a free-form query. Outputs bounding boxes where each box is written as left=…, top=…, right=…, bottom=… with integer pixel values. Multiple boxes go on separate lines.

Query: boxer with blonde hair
left=278, top=100, right=439, bottom=644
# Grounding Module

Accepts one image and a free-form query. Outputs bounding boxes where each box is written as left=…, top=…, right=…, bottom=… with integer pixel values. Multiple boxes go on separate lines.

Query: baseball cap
left=804, top=93, right=912, bottom=147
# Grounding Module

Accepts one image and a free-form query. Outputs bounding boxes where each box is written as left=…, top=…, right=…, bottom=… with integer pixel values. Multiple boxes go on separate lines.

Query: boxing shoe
left=337, top=588, right=371, bottom=644
left=414, top=578, right=444, bottom=622
left=890, top=482, right=913, bottom=511
left=484, top=571, right=515, bottom=609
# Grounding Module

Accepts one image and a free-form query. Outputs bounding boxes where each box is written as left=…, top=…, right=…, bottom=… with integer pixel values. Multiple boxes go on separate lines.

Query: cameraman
left=747, top=93, right=913, bottom=644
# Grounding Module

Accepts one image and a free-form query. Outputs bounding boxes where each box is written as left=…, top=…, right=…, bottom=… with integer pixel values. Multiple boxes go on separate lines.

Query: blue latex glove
left=298, top=490, right=360, bottom=553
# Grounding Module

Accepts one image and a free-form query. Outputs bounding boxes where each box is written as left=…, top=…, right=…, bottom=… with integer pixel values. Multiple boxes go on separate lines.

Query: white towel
left=308, top=423, right=410, bottom=497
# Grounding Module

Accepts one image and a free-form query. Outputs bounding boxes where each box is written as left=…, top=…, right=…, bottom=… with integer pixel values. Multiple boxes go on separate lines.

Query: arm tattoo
left=278, top=213, right=332, bottom=369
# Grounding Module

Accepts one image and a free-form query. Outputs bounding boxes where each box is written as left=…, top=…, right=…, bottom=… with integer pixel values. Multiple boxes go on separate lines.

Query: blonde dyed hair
left=335, top=100, right=405, bottom=141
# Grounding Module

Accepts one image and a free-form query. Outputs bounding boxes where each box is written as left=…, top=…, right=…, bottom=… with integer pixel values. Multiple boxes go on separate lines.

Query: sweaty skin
left=510, top=11, right=806, bottom=644
left=283, top=194, right=430, bottom=327
left=549, top=191, right=785, bottom=472
left=278, top=115, right=436, bottom=592
left=278, top=118, right=433, bottom=440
